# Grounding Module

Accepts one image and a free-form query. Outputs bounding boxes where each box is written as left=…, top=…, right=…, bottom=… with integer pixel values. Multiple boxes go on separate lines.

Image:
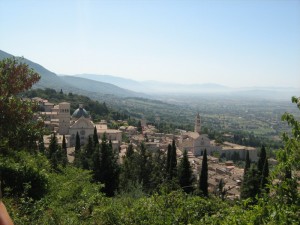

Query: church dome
left=72, top=105, right=89, bottom=119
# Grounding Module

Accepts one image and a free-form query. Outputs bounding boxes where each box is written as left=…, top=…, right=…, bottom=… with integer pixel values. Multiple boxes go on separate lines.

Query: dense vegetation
left=1, top=58, right=299, bottom=224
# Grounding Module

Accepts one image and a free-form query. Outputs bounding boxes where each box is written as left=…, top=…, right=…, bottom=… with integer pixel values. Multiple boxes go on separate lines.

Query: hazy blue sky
left=1, top=0, right=300, bottom=88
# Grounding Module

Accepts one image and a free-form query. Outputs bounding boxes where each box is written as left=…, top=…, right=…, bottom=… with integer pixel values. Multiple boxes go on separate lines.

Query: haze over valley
left=1, top=49, right=298, bottom=145
left=1, top=1, right=300, bottom=224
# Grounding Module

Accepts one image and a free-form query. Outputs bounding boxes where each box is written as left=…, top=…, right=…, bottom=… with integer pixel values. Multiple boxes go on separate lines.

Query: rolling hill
left=0, top=50, right=72, bottom=91
left=0, top=49, right=145, bottom=99
left=70, top=73, right=230, bottom=93
left=60, top=75, right=146, bottom=98
left=66, top=74, right=151, bottom=93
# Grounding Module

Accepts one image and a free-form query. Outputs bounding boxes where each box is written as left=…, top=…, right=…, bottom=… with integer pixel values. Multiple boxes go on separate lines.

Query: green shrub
left=0, top=151, right=49, bottom=200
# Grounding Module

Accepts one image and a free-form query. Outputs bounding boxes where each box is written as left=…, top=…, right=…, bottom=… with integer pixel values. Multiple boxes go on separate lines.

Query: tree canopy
left=0, top=57, right=41, bottom=151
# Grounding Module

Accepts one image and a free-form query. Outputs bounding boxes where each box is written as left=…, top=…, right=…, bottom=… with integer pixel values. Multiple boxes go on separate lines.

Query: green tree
left=48, top=133, right=59, bottom=169
left=92, top=144, right=101, bottom=181
left=93, top=133, right=120, bottom=196
left=138, top=142, right=151, bottom=190
left=126, top=143, right=134, bottom=158
left=260, top=156, right=269, bottom=193
left=273, top=96, right=300, bottom=205
left=244, top=150, right=251, bottom=174
left=166, top=140, right=177, bottom=180
left=93, top=126, right=99, bottom=146
left=119, top=144, right=140, bottom=192
left=240, top=165, right=260, bottom=200
left=166, top=144, right=171, bottom=178
left=73, top=132, right=81, bottom=167
left=257, top=145, right=269, bottom=193
left=178, top=149, right=193, bottom=193
left=199, top=149, right=208, bottom=197
left=257, top=145, right=266, bottom=174
left=148, top=149, right=167, bottom=193
left=137, top=120, right=142, bottom=133
left=85, top=136, right=94, bottom=156
left=241, top=150, right=262, bottom=200
left=170, top=139, right=177, bottom=179
left=0, top=57, right=41, bottom=151
left=61, top=134, right=68, bottom=167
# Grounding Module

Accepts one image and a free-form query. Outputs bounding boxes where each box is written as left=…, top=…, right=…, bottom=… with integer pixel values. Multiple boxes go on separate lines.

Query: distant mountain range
left=65, top=73, right=230, bottom=93
left=0, top=50, right=145, bottom=99
left=65, top=73, right=298, bottom=100
left=1, top=49, right=298, bottom=101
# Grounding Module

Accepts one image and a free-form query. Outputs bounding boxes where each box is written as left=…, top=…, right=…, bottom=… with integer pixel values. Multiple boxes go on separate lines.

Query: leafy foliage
left=92, top=190, right=226, bottom=225
left=1, top=59, right=299, bottom=224
left=0, top=57, right=42, bottom=151
left=0, top=151, right=49, bottom=200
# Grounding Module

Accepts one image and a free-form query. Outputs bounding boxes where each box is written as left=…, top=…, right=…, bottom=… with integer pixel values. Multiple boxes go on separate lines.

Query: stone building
left=69, top=104, right=95, bottom=146
left=178, top=113, right=221, bottom=156
left=39, top=100, right=122, bottom=150
left=220, top=142, right=258, bottom=162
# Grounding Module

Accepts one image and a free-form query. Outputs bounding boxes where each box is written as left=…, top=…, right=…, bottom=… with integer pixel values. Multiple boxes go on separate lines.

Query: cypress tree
left=166, top=140, right=177, bottom=180
left=137, top=120, right=142, bottom=133
left=126, top=144, right=134, bottom=158
left=244, top=150, right=251, bottom=174
left=258, top=145, right=266, bottom=174
left=48, top=133, right=58, bottom=158
left=92, top=144, right=101, bottom=182
left=48, top=133, right=59, bottom=169
left=170, top=139, right=177, bottom=179
left=74, top=132, right=81, bottom=166
left=166, top=144, right=172, bottom=178
left=139, top=142, right=149, bottom=185
left=240, top=165, right=260, bottom=200
left=199, top=149, right=208, bottom=197
left=61, top=134, right=68, bottom=167
left=94, top=133, right=120, bottom=196
left=178, top=149, right=193, bottom=193
left=149, top=149, right=167, bottom=192
left=260, top=157, right=269, bottom=192
left=93, top=126, right=99, bottom=146
left=257, top=145, right=269, bottom=193
left=80, top=136, right=93, bottom=170
left=119, top=144, right=137, bottom=191
left=86, top=136, right=94, bottom=156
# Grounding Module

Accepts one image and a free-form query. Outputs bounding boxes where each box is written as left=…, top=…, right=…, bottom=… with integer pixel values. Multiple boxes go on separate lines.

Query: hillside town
left=34, top=97, right=261, bottom=199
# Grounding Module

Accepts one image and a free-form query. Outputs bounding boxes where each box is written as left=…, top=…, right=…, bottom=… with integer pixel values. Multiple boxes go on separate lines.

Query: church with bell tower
left=178, top=112, right=221, bottom=156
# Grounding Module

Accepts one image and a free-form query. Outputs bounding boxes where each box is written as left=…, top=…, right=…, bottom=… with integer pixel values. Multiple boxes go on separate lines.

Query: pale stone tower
left=194, top=112, right=201, bottom=134
left=58, top=102, right=70, bottom=135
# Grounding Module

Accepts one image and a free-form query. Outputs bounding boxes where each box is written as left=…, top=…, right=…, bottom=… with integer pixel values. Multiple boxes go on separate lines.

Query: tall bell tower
left=194, top=112, right=201, bottom=134
left=58, top=102, right=70, bottom=135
